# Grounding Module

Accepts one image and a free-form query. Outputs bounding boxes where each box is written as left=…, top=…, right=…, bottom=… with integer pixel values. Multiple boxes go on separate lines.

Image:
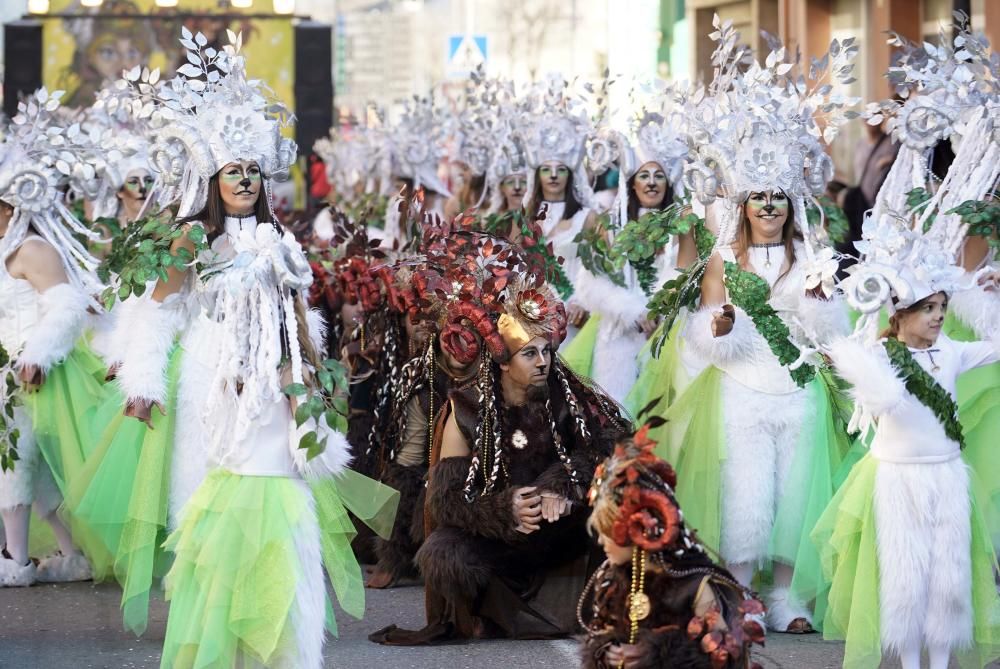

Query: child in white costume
left=816, top=212, right=1000, bottom=669
left=0, top=88, right=110, bottom=586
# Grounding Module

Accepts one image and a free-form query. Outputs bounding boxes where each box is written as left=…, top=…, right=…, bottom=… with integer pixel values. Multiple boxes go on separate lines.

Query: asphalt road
left=0, top=578, right=996, bottom=668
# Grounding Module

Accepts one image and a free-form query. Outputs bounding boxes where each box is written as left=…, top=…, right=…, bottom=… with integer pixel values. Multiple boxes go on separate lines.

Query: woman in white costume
left=658, top=23, right=857, bottom=633
left=0, top=88, right=109, bottom=587
left=103, top=31, right=395, bottom=665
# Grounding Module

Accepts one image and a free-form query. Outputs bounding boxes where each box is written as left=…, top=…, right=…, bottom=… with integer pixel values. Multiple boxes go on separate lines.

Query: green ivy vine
left=883, top=337, right=965, bottom=448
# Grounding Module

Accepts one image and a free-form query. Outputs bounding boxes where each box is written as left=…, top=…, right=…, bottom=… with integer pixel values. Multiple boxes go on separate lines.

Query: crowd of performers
left=1, top=15, right=1000, bottom=669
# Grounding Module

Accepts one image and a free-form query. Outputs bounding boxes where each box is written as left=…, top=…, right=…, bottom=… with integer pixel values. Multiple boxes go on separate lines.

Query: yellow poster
left=42, top=0, right=294, bottom=111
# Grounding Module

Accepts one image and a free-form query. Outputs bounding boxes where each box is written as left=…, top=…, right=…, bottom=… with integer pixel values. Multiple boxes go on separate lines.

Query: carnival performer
left=580, top=428, right=766, bottom=668
left=521, top=77, right=599, bottom=338
left=652, top=23, right=857, bottom=633
left=564, top=104, right=688, bottom=403
left=371, top=246, right=630, bottom=644
left=0, top=87, right=111, bottom=586
left=813, top=213, right=1000, bottom=669
left=860, top=20, right=1000, bottom=546
left=85, top=31, right=396, bottom=663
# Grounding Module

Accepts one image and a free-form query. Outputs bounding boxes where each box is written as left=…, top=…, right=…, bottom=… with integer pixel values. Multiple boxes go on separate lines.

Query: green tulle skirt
left=23, top=342, right=111, bottom=565
left=656, top=367, right=850, bottom=572
left=625, top=316, right=690, bottom=433
left=808, top=453, right=1000, bottom=669
left=160, top=468, right=398, bottom=668
left=944, top=313, right=1000, bottom=544
left=63, top=346, right=181, bottom=633
left=24, top=342, right=108, bottom=494
left=560, top=313, right=600, bottom=378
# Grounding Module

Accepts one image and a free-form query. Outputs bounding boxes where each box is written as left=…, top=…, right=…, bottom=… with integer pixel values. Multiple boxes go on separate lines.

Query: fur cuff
left=292, top=421, right=353, bottom=479
left=115, top=297, right=183, bottom=405
left=17, top=283, right=89, bottom=373
left=795, top=295, right=851, bottom=345
left=427, top=456, right=521, bottom=542
left=305, top=307, right=328, bottom=355
left=829, top=337, right=906, bottom=416
left=573, top=267, right=648, bottom=327
left=684, top=305, right=758, bottom=365
left=949, top=284, right=1000, bottom=340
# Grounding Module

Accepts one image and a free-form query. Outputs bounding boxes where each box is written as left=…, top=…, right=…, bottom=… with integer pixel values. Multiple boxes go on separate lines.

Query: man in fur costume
left=371, top=271, right=631, bottom=644
left=368, top=328, right=479, bottom=588
left=580, top=428, right=765, bottom=668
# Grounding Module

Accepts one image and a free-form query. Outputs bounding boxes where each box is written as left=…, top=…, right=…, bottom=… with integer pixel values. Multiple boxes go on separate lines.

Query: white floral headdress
left=313, top=126, right=382, bottom=198
left=865, top=16, right=1000, bottom=261
left=679, top=17, right=859, bottom=260
left=839, top=211, right=969, bottom=342
left=485, top=79, right=530, bottom=212
left=387, top=93, right=452, bottom=197
left=453, top=68, right=507, bottom=181
left=78, top=82, right=154, bottom=219
left=119, top=28, right=297, bottom=218
left=519, top=75, right=596, bottom=208
left=0, top=88, right=107, bottom=301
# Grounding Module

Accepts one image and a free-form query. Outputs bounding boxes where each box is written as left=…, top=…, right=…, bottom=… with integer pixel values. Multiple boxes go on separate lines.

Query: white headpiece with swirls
left=0, top=88, right=107, bottom=302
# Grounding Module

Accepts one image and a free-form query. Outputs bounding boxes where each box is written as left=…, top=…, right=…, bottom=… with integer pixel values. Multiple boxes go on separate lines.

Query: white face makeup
left=118, top=168, right=153, bottom=211
left=633, top=161, right=667, bottom=209
left=500, top=336, right=552, bottom=389
left=538, top=161, right=569, bottom=201
left=218, top=160, right=262, bottom=215
left=745, top=189, right=789, bottom=242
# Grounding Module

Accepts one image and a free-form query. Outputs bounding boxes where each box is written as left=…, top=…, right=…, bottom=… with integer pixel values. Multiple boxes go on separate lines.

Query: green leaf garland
left=723, top=261, right=816, bottom=387
left=948, top=198, right=1000, bottom=253
left=882, top=337, right=965, bottom=448
left=0, top=343, right=21, bottom=472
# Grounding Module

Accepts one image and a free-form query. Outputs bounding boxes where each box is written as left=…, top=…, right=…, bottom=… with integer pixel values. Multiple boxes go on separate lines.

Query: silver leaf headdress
left=0, top=88, right=106, bottom=302
left=120, top=28, right=297, bottom=218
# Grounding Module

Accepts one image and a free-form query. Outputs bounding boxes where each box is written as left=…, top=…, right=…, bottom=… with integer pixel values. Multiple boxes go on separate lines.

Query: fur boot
left=0, top=552, right=36, bottom=587
left=35, top=552, right=92, bottom=583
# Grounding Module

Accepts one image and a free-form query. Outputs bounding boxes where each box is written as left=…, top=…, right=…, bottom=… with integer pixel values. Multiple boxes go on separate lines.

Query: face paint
left=219, top=161, right=262, bottom=214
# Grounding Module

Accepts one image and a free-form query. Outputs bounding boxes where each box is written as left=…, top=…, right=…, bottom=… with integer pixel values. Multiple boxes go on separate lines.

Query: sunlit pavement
left=1, top=580, right=996, bottom=668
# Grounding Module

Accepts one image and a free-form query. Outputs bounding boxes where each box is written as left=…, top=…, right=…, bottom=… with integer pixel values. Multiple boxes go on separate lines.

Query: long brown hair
left=526, top=166, right=582, bottom=221
left=734, top=196, right=800, bottom=285
left=176, top=171, right=274, bottom=240
left=880, top=293, right=945, bottom=339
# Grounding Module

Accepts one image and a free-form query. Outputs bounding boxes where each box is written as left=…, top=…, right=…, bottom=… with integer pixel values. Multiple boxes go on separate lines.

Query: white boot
left=36, top=552, right=92, bottom=583
left=0, top=549, right=37, bottom=587
left=766, top=586, right=814, bottom=633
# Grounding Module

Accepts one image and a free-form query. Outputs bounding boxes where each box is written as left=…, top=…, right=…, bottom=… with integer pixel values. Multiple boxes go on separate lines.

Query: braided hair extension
left=367, top=312, right=402, bottom=469
left=483, top=362, right=504, bottom=494
left=386, top=344, right=431, bottom=463
left=554, top=362, right=592, bottom=443
left=462, top=347, right=492, bottom=502
left=545, top=395, right=583, bottom=487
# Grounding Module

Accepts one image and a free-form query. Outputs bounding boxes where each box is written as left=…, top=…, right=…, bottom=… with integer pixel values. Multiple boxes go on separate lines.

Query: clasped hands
left=512, top=486, right=571, bottom=534
left=17, top=364, right=45, bottom=392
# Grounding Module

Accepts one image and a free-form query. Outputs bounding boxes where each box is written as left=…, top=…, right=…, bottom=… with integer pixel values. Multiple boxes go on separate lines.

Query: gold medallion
left=628, top=592, right=651, bottom=622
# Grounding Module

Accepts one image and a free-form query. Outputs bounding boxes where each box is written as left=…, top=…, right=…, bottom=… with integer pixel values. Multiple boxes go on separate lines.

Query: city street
left=3, top=578, right=997, bottom=668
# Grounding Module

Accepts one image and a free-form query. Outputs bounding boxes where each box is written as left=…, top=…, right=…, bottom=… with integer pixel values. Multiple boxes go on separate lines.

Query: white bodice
left=539, top=202, right=590, bottom=290
left=870, top=334, right=999, bottom=464
left=713, top=244, right=807, bottom=395
left=0, top=237, right=42, bottom=353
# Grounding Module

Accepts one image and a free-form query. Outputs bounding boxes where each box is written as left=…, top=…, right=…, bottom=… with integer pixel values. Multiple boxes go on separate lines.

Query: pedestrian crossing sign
left=446, top=34, right=488, bottom=78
